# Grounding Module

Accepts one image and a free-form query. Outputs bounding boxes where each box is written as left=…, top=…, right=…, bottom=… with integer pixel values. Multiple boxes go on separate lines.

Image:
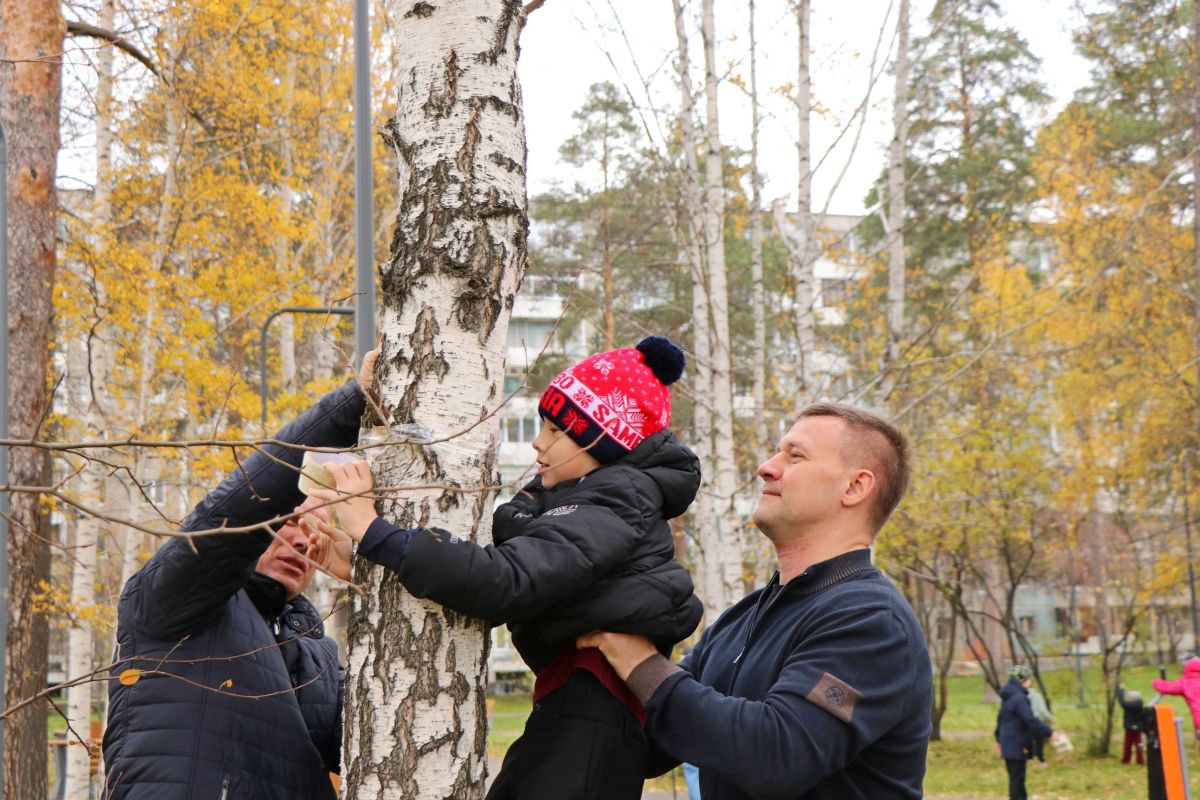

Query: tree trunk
left=881, top=0, right=909, bottom=402
left=670, top=0, right=719, bottom=623
left=700, top=0, right=742, bottom=616
left=1193, top=0, right=1200, bottom=488
left=0, top=2, right=63, bottom=796
left=748, top=0, right=768, bottom=452
left=343, top=3, right=528, bottom=796
left=791, top=0, right=816, bottom=403
left=63, top=338, right=102, bottom=800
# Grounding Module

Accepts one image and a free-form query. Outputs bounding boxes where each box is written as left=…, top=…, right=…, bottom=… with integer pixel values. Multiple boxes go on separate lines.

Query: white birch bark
left=748, top=0, right=768, bottom=452
left=64, top=3, right=115, bottom=792
left=700, top=0, right=743, bottom=616
left=343, top=2, right=528, bottom=796
left=671, top=0, right=719, bottom=623
left=791, top=0, right=816, bottom=403
left=881, top=0, right=910, bottom=403
left=63, top=338, right=102, bottom=800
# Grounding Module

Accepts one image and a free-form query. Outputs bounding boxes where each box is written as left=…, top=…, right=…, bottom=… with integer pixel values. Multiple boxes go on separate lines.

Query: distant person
left=1117, top=683, right=1145, bottom=765
left=578, top=403, right=932, bottom=799
left=1027, top=682, right=1053, bottom=766
left=995, top=665, right=1053, bottom=800
left=316, top=337, right=703, bottom=800
left=103, top=351, right=377, bottom=799
left=1152, top=656, right=1200, bottom=738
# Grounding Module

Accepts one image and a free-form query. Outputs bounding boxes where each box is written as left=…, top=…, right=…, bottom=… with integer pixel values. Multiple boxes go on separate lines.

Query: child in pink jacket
left=1152, top=657, right=1200, bottom=736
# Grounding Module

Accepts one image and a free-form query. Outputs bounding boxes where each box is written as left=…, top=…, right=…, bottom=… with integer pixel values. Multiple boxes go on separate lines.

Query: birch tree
left=343, top=2, right=528, bottom=796
left=880, top=0, right=910, bottom=403
left=670, top=0, right=718, bottom=620
left=698, top=0, right=743, bottom=617
left=788, top=0, right=816, bottom=402
left=0, top=3, right=63, bottom=795
left=748, top=0, right=768, bottom=451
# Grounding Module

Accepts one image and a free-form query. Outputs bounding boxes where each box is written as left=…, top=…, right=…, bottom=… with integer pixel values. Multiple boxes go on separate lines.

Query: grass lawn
left=488, top=663, right=1200, bottom=798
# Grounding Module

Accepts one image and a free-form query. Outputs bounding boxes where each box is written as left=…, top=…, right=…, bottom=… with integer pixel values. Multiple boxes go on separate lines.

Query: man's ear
left=842, top=469, right=876, bottom=510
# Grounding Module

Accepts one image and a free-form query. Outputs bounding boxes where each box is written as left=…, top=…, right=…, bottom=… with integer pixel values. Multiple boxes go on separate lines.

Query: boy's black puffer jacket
left=363, top=430, right=704, bottom=671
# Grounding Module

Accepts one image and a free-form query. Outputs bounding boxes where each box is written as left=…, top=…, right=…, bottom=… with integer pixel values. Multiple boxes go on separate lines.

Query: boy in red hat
left=314, top=336, right=703, bottom=800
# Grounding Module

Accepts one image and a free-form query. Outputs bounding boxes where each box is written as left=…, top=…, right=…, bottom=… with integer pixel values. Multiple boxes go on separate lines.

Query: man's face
left=752, top=415, right=853, bottom=539
left=256, top=499, right=330, bottom=599
left=531, top=420, right=600, bottom=489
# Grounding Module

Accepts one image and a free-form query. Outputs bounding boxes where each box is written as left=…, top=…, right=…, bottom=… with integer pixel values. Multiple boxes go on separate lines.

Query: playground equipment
left=1147, top=666, right=1193, bottom=800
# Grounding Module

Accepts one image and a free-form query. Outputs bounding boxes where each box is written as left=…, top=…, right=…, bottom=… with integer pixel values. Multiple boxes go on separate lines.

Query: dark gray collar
left=779, top=548, right=874, bottom=596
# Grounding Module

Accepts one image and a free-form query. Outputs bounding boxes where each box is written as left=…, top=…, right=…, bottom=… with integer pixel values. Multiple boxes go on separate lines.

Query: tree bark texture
left=343, top=2, right=528, bottom=797
left=699, top=0, right=743, bottom=617
left=0, top=3, right=62, bottom=796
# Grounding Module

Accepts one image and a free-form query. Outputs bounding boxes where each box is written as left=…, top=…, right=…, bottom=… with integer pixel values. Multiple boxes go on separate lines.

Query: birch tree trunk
left=790, top=0, right=816, bottom=403
left=0, top=2, right=63, bottom=795
left=700, top=0, right=743, bottom=616
left=343, top=3, right=528, bottom=796
left=671, top=0, right=719, bottom=623
left=64, top=338, right=102, bottom=800
left=881, top=0, right=910, bottom=403
left=748, top=0, right=768, bottom=452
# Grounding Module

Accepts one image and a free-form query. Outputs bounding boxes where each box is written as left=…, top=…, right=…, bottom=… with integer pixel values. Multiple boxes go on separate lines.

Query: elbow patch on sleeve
left=806, top=672, right=865, bottom=724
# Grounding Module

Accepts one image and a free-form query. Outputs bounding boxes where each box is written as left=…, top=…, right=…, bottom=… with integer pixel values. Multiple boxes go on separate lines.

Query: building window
left=501, top=414, right=542, bottom=444
left=819, top=279, right=852, bottom=308
left=509, top=320, right=556, bottom=351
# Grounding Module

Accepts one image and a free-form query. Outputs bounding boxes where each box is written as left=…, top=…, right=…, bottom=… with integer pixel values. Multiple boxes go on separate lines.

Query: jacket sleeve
left=1015, top=694, right=1053, bottom=740
left=125, top=382, right=367, bottom=640
left=632, top=605, right=921, bottom=800
left=368, top=500, right=642, bottom=624
left=1154, top=677, right=1184, bottom=696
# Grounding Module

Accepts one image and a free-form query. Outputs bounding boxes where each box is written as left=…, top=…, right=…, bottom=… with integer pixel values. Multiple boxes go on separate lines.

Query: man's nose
left=757, top=455, right=779, bottom=481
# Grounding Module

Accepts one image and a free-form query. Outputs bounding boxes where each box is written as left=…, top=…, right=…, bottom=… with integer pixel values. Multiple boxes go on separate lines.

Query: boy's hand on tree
left=308, top=459, right=378, bottom=541
left=301, top=516, right=353, bottom=581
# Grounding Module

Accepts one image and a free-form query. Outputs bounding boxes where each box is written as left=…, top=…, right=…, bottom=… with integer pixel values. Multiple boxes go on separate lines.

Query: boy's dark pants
left=486, top=670, right=648, bottom=800
left=1122, top=729, right=1145, bottom=764
left=1004, top=758, right=1027, bottom=800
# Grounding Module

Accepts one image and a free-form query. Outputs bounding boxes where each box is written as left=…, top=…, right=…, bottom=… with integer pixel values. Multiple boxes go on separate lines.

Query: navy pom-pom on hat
left=538, top=335, right=686, bottom=464
left=635, top=335, right=686, bottom=385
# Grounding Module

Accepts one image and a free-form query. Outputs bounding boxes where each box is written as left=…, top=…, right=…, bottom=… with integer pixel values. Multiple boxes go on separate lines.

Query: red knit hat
left=537, top=336, right=686, bottom=464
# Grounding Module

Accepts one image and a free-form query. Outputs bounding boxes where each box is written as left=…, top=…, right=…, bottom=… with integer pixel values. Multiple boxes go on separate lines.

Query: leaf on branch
left=219, top=678, right=233, bottom=689
left=118, top=669, right=142, bottom=686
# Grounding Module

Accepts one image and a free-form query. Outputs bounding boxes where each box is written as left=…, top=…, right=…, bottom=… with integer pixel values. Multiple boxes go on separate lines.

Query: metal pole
left=353, top=0, right=376, bottom=361
left=259, top=307, right=355, bottom=431
left=0, top=119, right=9, bottom=794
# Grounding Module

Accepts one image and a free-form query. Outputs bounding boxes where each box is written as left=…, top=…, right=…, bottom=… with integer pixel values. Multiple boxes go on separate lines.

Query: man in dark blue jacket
left=101, top=353, right=375, bottom=800
left=995, top=665, right=1053, bottom=800
left=580, top=403, right=932, bottom=800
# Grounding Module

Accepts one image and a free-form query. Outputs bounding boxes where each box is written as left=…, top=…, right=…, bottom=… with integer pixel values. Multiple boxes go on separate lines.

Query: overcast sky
left=55, top=1, right=1093, bottom=218
left=519, top=0, right=1093, bottom=215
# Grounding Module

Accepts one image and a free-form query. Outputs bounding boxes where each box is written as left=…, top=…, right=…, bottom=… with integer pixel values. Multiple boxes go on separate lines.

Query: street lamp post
left=259, top=307, right=354, bottom=431
left=353, top=0, right=375, bottom=359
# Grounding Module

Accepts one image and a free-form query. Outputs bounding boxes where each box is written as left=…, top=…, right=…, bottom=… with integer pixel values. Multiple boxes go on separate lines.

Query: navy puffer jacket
left=102, top=382, right=365, bottom=800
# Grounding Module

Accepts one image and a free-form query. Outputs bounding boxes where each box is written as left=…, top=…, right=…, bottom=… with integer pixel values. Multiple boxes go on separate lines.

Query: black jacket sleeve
left=126, top=382, right=366, bottom=640
left=364, top=497, right=643, bottom=624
